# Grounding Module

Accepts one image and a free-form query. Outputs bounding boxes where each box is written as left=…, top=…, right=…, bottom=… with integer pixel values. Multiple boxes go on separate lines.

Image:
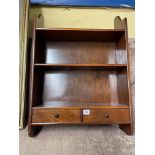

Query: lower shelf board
left=32, top=102, right=129, bottom=109
left=31, top=122, right=131, bottom=125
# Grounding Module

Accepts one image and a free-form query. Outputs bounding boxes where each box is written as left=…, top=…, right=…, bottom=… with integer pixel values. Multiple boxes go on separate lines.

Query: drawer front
left=32, top=108, right=81, bottom=123
left=83, top=108, right=130, bottom=123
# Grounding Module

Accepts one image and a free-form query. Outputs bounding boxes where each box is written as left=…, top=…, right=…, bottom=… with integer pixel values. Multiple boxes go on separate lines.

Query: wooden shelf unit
left=28, top=16, right=133, bottom=136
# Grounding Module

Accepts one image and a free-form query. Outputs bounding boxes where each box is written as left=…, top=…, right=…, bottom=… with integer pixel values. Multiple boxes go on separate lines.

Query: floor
left=19, top=39, right=135, bottom=155
left=20, top=125, right=135, bottom=155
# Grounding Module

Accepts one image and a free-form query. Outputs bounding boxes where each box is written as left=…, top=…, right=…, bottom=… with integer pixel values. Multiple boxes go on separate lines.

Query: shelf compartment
left=36, top=28, right=125, bottom=42
left=32, top=68, right=129, bottom=109
left=34, top=29, right=127, bottom=64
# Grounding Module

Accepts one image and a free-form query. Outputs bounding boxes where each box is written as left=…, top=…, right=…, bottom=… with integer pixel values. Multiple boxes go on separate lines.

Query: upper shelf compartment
left=33, top=16, right=128, bottom=65
left=36, top=28, right=125, bottom=42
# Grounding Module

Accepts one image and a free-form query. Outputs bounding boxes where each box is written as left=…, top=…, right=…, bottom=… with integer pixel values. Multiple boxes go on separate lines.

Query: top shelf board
left=36, top=28, right=125, bottom=31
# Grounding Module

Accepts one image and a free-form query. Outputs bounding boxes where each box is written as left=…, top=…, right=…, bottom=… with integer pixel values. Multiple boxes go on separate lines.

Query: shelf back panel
left=42, top=70, right=129, bottom=106
left=45, top=42, right=116, bottom=64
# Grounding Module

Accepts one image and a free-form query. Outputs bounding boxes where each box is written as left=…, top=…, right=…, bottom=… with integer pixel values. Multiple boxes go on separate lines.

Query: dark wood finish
left=34, top=64, right=127, bottom=67
left=42, top=70, right=128, bottom=105
left=115, top=16, right=133, bottom=135
left=117, top=69, right=129, bottom=106
left=45, top=42, right=116, bottom=64
left=34, top=37, right=127, bottom=65
left=36, top=28, right=125, bottom=42
left=33, top=103, right=129, bottom=108
left=116, top=33, right=127, bottom=64
left=114, top=16, right=127, bottom=30
left=32, top=108, right=81, bottom=123
left=83, top=108, right=130, bottom=123
left=28, top=16, right=133, bottom=136
left=28, top=17, right=37, bottom=137
left=119, top=124, right=132, bottom=135
left=34, top=64, right=127, bottom=72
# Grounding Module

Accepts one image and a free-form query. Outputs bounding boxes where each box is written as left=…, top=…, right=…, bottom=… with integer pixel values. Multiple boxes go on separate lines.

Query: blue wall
left=31, top=0, right=135, bottom=8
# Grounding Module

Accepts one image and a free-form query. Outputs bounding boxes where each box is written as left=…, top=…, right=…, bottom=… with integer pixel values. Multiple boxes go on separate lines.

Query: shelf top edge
left=36, top=28, right=125, bottom=32
left=32, top=106, right=129, bottom=109
left=34, top=64, right=127, bottom=66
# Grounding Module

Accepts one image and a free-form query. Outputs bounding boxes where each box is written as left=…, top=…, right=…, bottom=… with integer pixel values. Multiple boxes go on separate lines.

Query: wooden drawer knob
left=54, top=114, right=59, bottom=118
left=104, top=113, right=109, bottom=118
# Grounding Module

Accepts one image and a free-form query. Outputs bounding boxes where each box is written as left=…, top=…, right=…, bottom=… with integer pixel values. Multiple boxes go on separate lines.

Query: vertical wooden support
left=28, top=16, right=36, bottom=136
left=114, top=16, right=133, bottom=135
left=28, top=14, right=44, bottom=137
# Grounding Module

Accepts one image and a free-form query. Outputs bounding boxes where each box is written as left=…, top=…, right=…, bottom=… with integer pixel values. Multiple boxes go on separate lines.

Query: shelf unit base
left=28, top=124, right=132, bottom=137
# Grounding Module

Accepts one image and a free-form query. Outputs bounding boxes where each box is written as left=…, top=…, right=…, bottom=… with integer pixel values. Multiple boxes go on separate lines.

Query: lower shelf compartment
left=33, top=69, right=129, bottom=107
left=31, top=107, right=130, bottom=125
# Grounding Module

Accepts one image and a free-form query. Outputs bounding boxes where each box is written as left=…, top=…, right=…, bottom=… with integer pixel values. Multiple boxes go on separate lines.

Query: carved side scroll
left=36, top=13, right=44, bottom=28
left=114, top=16, right=128, bottom=31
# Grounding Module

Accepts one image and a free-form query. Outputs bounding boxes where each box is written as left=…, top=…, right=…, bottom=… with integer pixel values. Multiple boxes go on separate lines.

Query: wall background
left=29, top=7, right=135, bottom=38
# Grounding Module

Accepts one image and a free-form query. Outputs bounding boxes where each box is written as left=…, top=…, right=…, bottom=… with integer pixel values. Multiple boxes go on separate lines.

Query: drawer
left=83, top=108, right=130, bottom=123
left=32, top=108, right=81, bottom=123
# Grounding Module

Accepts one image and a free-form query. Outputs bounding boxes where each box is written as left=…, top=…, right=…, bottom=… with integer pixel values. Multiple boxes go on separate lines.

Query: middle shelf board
left=34, top=64, right=127, bottom=67
left=34, top=64, right=127, bottom=71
